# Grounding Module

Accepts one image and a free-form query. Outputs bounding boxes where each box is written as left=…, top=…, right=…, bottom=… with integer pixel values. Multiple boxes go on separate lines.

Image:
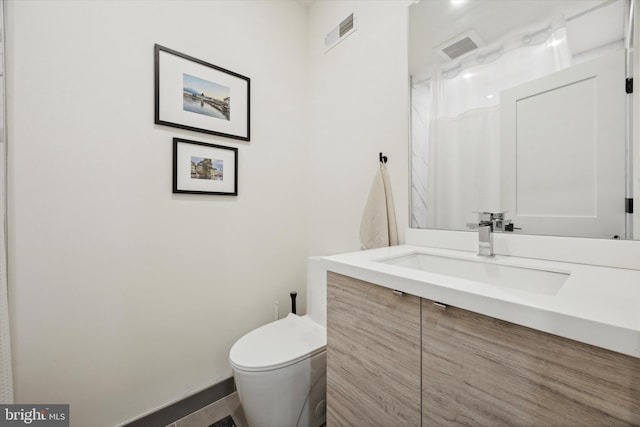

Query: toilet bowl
left=229, top=257, right=327, bottom=427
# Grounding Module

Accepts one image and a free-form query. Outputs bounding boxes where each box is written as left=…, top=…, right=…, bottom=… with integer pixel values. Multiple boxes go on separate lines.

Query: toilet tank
left=306, top=257, right=326, bottom=328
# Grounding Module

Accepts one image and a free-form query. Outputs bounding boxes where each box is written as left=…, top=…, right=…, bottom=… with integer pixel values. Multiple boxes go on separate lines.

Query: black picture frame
left=173, top=138, right=238, bottom=196
left=155, top=44, right=250, bottom=141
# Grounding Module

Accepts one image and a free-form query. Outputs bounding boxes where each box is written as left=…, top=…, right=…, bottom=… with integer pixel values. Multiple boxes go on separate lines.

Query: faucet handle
left=473, top=211, right=508, bottom=222
left=472, top=211, right=494, bottom=223
left=471, top=211, right=518, bottom=232
left=467, top=221, right=493, bottom=233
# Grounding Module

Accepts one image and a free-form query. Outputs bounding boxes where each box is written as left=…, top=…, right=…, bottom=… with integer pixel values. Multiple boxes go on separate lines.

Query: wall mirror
left=409, top=0, right=638, bottom=239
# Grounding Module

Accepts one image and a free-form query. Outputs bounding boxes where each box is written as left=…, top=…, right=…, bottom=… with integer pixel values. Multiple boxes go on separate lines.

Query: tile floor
left=165, top=392, right=248, bottom=427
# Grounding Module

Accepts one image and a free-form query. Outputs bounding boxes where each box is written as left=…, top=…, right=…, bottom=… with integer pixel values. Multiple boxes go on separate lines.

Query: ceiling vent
left=325, top=13, right=356, bottom=52
left=436, top=30, right=484, bottom=61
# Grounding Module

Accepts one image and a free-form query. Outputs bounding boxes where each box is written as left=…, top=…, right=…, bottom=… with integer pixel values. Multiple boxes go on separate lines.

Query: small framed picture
left=173, top=138, right=238, bottom=196
left=155, top=44, right=250, bottom=141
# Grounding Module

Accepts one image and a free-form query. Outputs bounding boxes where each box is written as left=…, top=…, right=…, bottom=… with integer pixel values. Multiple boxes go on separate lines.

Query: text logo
left=0, top=405, right=68, bottom=427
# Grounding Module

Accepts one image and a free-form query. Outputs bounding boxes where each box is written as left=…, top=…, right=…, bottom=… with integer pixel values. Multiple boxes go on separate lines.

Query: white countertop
left=321, top=245, right=640, bottom=358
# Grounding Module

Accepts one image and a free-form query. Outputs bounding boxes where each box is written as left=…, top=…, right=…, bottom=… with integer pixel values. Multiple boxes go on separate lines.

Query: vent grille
left=325, top=13, right=357, bottom=52
left=435, top=30, right=485, bottom=62
left=339, top=13, right=354, bottom=37
left=442, top=37, right=479, bottom=59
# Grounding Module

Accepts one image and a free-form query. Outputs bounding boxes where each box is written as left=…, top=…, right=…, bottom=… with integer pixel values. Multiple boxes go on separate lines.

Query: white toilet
left=229, top=258, right=327, bottom=427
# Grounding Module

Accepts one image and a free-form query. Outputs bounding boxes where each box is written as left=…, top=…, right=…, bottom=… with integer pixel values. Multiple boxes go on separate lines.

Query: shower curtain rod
left=566, top=0, right=619, bottom=23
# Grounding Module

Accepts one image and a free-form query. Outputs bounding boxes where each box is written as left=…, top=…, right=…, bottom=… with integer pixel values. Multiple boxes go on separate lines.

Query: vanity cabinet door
left=421, top=299, right=640, bottom=426
left=327, top=272, right=421, bottom=427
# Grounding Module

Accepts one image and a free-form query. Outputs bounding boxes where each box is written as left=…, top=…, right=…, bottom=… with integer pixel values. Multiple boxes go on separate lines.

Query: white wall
left=6, top=0, right=412, bottom=425
left=6, top=1, right=309, bottom=426
left=307, top=0, right=411, bottom=255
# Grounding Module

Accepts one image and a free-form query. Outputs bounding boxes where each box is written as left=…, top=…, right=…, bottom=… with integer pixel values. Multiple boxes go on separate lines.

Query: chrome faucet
left=467, top=212, right=516, bottom=256
left=477, top=215, right=494, bottom=256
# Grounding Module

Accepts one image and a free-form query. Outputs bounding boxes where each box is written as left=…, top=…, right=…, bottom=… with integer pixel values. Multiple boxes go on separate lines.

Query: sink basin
left=379, top=252, right=569, bottom=295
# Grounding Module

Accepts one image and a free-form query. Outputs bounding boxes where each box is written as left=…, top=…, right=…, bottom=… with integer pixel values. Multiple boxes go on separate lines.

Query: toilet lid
left=229, top=314, right=327, bottom=372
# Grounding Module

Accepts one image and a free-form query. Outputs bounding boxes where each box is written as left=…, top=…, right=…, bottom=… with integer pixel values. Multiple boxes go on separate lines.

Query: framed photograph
left=173, top=138, right=238, bottom=195
left=155, top=44, right=250, bottom=141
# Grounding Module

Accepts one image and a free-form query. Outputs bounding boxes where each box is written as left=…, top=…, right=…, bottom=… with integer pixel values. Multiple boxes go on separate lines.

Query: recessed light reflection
left=462, top=72, right=473, bottom=79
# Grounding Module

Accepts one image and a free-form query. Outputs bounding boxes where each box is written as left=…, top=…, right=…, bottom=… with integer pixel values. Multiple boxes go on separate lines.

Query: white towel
left=359, top=164, right=398, bottom=250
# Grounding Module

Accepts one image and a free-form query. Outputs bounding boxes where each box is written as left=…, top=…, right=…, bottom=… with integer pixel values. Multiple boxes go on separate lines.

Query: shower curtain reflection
left=411, top=19, right=573, bottom=230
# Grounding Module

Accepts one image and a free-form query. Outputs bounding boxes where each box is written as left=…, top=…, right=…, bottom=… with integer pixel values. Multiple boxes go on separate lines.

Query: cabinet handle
left=392, top=290, right=404, bottom=297
left=433, top=301, right=448, bottom=310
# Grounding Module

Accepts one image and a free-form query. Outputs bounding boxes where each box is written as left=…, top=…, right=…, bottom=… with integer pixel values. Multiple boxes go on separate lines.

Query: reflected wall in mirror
left=409, top=0, right=638, bottom=239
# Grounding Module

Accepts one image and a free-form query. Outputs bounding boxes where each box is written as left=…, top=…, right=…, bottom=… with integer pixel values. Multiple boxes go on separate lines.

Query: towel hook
left=379, top=152, right=388, bottom=164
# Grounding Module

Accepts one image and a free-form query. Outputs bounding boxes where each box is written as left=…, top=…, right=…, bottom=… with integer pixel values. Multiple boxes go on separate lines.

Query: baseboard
left=123, top=377, right=235, bottom=427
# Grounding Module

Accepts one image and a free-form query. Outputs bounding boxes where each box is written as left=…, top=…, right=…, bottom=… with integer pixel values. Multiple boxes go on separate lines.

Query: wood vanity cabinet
left=327, top=272, right=640, bottom=427
left=422, top=298, right=640, bottom=426
left=326, top=272, right=421, bottom=426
